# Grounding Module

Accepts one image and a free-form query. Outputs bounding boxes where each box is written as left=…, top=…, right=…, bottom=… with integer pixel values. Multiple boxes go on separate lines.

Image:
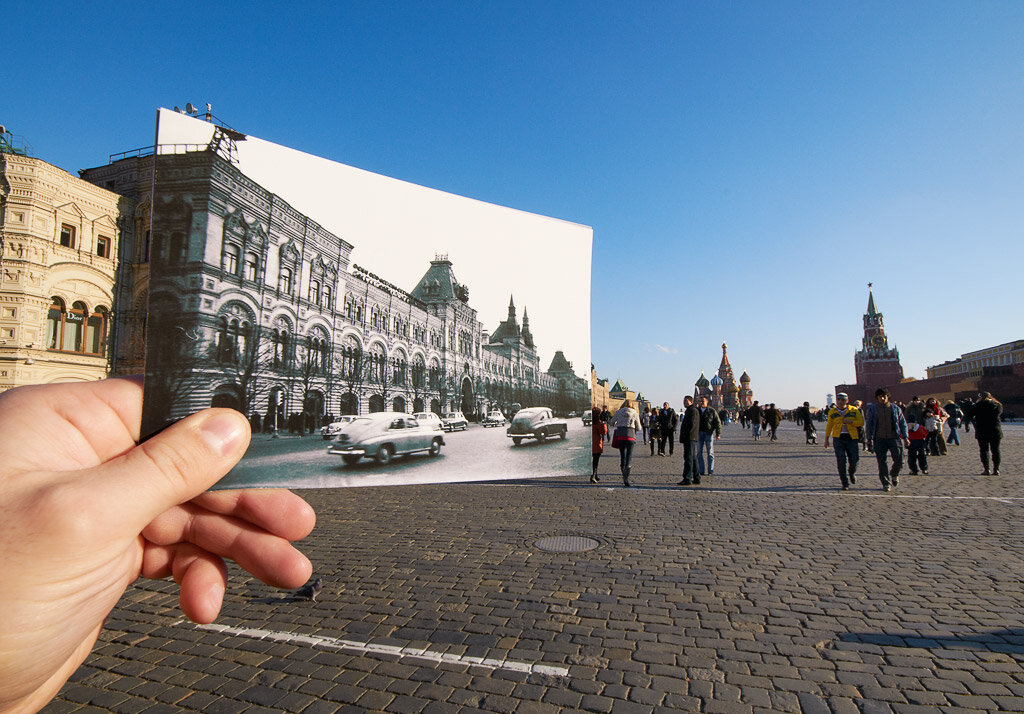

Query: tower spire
left=867, top=283, right=877, bottom=316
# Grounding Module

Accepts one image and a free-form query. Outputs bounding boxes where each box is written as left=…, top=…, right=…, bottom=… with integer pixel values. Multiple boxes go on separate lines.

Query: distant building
left=693, top=343, right=752, bottom=417
left=927, top=340, right=1024, bottom=379
left=835, top=286, right=905, bottom=404
left=0, top=134, right=131, bottom=391
left=590, top=368, right=638, bottom=412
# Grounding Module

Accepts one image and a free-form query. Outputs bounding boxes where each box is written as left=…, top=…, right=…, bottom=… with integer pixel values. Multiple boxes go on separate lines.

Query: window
left=85, top=308, right=107, bottom=354
left=46, top=297, right=65, bottom=349
left=244, top=253, right=259, bottom=282
left=59, top=224, right=76, bottom=248
left=323, top=285, right=333, bottom=311
left=279, top=267, right=293, bottom=294
left=309, top=280, right=321, bottom=305
left=222, top=244, right=239, bottom=274
left=62, top=302, right=86, bottom=351
left=96, top=236, right=111, bottom=258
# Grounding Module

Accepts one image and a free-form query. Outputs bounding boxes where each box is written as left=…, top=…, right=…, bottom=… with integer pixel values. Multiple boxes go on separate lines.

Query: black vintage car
left=506, top=407, right=568, bottom=445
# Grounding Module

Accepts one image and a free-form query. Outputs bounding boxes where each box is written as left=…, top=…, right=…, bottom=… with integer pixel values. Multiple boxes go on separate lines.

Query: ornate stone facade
left=82, top=139, right=588, bottom=434
left=0, top=148, right=130, bottom=390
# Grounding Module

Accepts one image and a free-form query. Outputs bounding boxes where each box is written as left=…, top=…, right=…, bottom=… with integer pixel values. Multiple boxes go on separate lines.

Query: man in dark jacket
left=747, top=401, right=764, bottom=441
left=677, top=396, right=701, bottom=485
left=657, top=401, right=678, bottom=456
left=970, top=392, right=1003, bottom=475
left=697, top=396, right=722, bottom=476
left=765, top=403, right=782, bottom=442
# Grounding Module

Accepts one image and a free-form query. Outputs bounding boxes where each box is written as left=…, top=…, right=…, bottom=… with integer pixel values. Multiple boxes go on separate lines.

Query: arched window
left=279, top=267, right=293, bottom=294
left=244, top=253, right=259, bottom=281
left=62, top=301, right=87, bottom=352
left=85, top=307, right=108, bottom=355
left=222, top=244, right=240, bottom=274
left=323, top=285, right=333, bottom=311
left=46, top=297, right=65, bottom=349
left=309, top=280, right=321, bottom=305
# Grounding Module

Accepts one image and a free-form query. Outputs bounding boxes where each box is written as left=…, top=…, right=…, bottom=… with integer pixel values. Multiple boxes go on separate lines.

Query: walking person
left=640, top=406, right=651, bottom=445
left=677, top=396, right=701, bottom=485
left=906, top=417, right=929, bottom=475
left=970, top=391, right=1003, bottom=475
left=864, top=387, right=910, bottom=491
left=765, top=403, right=782, bottom=441
left=824, top=392, right=864, bottom=490
left=590, top=406, right=606, bottom=483
left=747, top=401, right=764, bottom=441
left=798, top=401, right=817, bottom=444
left=853, top=400, right=870, bottom=451
left=925, top=398, right=948, bottom=455
left=612, top=399, right=641, bottom=487
left=696, top=396, right=722, bottom=477
left=648, top=407, right=661, bottom=456
left=944, top=401, right=963, bottom=446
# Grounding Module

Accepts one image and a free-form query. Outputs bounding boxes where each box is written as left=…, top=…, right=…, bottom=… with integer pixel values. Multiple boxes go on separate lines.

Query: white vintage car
left=413, top=412, right=445, bottom=431
left=327, top=412, right=445, bottom=466
left=482, top=410, right=506, bottom=427
left=320, top=415, right=358, bottom=440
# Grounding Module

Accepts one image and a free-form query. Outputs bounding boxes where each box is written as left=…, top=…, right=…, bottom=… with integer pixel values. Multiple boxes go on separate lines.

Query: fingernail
left=200, top=412, right=248, bottom=456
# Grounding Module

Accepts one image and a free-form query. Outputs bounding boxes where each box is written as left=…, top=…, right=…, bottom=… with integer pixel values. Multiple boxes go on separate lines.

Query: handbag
left=612, top=425, right=636, bottom=448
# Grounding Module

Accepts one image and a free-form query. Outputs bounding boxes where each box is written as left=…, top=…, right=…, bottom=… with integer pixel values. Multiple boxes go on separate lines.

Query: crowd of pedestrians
left=591, top=390, right=1007, bottom=490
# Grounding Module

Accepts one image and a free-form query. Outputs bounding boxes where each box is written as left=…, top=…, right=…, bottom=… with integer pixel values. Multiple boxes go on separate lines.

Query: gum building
left=0, top=128, right=131, bottom=390
left=80, top=129, right=588, bottom=434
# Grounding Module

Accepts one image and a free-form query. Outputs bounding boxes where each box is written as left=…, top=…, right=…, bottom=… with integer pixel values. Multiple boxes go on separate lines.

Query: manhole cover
left=534, top=535, right=600, bottom=553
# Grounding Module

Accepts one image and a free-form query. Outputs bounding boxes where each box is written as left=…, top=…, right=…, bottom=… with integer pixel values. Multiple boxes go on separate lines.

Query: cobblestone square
left=46, top=423, right=1023, bottom=713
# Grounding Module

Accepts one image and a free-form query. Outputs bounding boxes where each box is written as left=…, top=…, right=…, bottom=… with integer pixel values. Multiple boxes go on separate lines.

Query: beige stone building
left=0, top=147, right=131, bottom=390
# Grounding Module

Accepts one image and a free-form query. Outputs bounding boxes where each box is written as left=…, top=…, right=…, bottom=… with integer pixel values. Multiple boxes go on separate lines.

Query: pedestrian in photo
left=696, top=396, right=722, bottom=477
left=640, top=406, right=651, bottom=444
left=923, top=408, right=941, bottom=457
left=612, top=399, right=641, bottom=486
left=864, top=387, right=910, bottom=491
left=591, top=406, right=606, bottom=483
left=657, top=401, right=677, bottom=456
left=970, top=391, right=1003, bottom=475
left=944, top=400, right=963, bottom=446
left=799, top=401, right=817, bottom=444
left=765, top=403, right=782, bottom=441
left=906, top=416, right=929, bottom=475
left=747, top=401, right=763, bottom=441
left=853, top=399, right=871, bottom=451
left=600, top=405, right=613, bottom=445
left=677, top=395, right=701, bottom=485
left=824, top=392, right=864, bottom=490
left=925, top=398, right=948, bottom=455
left=648, top=406, right=661, bottom=456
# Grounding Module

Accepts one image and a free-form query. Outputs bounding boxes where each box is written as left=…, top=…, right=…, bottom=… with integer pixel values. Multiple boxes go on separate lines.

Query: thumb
left=88, top=408, right=251, bottom=531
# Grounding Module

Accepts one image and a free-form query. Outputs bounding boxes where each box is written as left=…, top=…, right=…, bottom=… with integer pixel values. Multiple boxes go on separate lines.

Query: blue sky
left=5, top=2, right=1023, bottom=407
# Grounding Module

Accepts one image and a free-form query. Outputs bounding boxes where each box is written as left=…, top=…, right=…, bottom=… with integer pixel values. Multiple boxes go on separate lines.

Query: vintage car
left=413, top=411, right=445, bottom=432
left=327, top=412, right=445, bottom=465
left=481, top=410, right=506, bottom=427
left=581, top=411, right=593, bottom=426
left=506, top=407, right=568, bottom=445
left=440, top=411, right=469, bottom=432
left=320, top=415, right=358, bottom=440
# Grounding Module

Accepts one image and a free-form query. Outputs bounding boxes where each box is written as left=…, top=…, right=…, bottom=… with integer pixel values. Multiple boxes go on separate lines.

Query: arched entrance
left=413, top=397, right=424, bottom=413
left=211, top=383, right=242, bottom=412
left=339, top=392, right=358, bottom=415
left=392, top=396, right=406, bottom=413
left=304, top=390, right=324, bottom=418
left=368, top=394, right=385, bottom=413
left=429, top=398, right=440, bottom=414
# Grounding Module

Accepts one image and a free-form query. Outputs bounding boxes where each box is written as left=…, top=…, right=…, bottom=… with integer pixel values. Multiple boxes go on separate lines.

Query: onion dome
left=695, top=372, right=710, bottom=388
left=739, top=371, right=750, bottom=383
left=710, top=375, right=723, bottom=387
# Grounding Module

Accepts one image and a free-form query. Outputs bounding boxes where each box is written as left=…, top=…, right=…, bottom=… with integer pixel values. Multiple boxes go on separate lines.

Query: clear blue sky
left=5, top=2, right=1023, bottom=407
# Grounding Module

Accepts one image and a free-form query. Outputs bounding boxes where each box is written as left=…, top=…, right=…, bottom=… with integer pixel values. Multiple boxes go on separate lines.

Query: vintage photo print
left=142, top=108, right=592, bottom=489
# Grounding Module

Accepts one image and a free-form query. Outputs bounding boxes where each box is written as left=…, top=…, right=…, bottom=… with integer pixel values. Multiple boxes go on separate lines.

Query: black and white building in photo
left=86, top=109, right=592, bottom=488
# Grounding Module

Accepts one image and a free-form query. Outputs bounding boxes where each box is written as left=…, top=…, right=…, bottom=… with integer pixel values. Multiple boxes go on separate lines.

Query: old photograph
left=142, top=108, right=592, bottom=489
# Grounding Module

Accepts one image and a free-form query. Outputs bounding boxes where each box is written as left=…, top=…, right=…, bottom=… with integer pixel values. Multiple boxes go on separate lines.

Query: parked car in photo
left=320, top=415, right=358, bottom=440
left=482, top=410, right=506, bottom=427
left=440, top=411, right=469, bottom=432
left=413, top=411, right=445, bottom=432
left=327, top=412, right=445, bottom=465
left=581, top=411, right=593, bottom=426
left=506, top=407, right=568, bottom=445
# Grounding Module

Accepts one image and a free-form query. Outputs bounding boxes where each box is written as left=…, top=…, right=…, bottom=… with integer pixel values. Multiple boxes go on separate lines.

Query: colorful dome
left=710, top=375, right=723, bottom=386
left=695, top=372, right=710, bottom=388
left=739, top=371, right=750, bottom=383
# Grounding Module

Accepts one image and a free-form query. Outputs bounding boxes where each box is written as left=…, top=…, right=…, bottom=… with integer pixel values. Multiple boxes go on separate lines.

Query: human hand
left=0, top=378, right=316, bottom=712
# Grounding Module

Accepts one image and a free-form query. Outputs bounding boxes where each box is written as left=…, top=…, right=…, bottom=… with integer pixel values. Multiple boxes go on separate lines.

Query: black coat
left=679, top=404, right=700, bottom=441
left=970, top=398, right=1003, bottom=439
left=698, top=406, right=721, bottom=437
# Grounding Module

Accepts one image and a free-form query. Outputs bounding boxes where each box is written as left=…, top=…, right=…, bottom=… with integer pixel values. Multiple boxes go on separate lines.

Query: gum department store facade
left=79, top=132, right=588, bottom=432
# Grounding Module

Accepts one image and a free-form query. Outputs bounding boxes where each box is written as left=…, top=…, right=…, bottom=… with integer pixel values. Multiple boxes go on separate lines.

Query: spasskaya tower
left=854, top=284, right=904, bottom=387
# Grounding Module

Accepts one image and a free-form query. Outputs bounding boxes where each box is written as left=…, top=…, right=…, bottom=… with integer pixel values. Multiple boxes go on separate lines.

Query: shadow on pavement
left=839, top=629, right=1024, bottom=654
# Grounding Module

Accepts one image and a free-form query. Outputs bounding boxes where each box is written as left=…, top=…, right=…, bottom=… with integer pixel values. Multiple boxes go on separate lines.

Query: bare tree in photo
left=339, top=342, right=368, bottom=415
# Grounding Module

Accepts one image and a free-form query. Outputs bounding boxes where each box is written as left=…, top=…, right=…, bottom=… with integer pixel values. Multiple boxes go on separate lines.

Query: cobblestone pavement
left=46, top=423, right=1023, bottom=713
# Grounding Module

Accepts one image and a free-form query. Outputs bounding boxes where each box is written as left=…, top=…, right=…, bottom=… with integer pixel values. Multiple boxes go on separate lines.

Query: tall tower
left=717, top=342, right=738, bottom=410
left=854, top=284, right=904, bottom=388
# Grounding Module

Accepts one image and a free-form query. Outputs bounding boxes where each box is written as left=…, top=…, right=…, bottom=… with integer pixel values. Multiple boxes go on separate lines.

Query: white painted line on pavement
left=191, top=622, right=570, bottom=677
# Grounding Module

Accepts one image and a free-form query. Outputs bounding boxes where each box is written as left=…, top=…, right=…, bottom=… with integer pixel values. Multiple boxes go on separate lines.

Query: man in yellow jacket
left=824, top=392, right=865, bottom=490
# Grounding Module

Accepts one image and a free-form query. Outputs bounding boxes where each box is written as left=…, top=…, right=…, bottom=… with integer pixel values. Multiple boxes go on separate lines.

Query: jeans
left=663, top=430, right=675, bottom=455
left=907, top=440, right=928, bottom=473
left=947, top=425, right=960, bottom=445
left=618, top=440, right=634, bottom=474
left=833, top=435, right=859, bottom=485
left=873, top=437, right=903, bottom=487
left=697, top=431, right=715, bottom=474
left=752, top=423, right=761, bottom=440
left=681, top=439, right=699, bottom=483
